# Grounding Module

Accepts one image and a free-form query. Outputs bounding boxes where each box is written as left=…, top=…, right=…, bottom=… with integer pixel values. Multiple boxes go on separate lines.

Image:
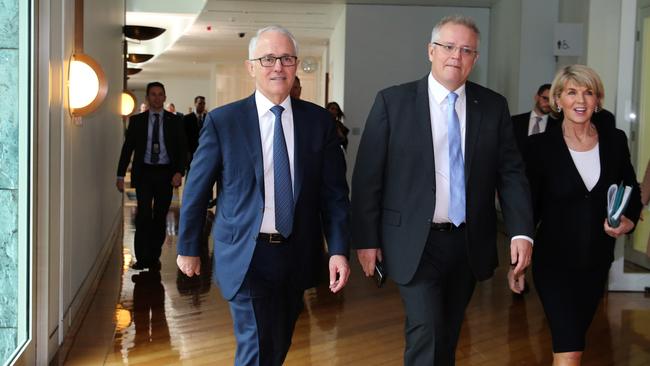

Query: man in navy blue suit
left=176, top=25, right=351, bottom=366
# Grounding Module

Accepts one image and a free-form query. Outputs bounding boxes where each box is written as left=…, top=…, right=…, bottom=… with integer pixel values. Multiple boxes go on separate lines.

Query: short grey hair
left=430, top=15, right=481, bottom=45
left=248, top=25, right=299, bottom=59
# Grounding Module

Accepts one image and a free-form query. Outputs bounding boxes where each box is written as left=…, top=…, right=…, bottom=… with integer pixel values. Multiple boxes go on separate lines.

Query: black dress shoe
left=131, top=262, right=148, bottom=270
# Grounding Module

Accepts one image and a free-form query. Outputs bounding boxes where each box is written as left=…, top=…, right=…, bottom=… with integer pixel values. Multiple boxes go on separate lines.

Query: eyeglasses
left=250, top=55, right=298, bottom=67
left=432, top=42, right=477, bottom=57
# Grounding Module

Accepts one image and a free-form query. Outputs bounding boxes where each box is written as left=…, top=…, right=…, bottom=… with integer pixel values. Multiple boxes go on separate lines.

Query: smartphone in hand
left=374, top=261, right=387, bottom=288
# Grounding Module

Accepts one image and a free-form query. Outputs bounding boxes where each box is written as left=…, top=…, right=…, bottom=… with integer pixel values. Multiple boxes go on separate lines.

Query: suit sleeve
left=172, top=114, right=188, bottom=176
left=319, top=112, right=351, bottom=257
left=495, top=98, right=535, bottom=238
left=116, top=116, right=137, bottom=177
left=177, top=113, right=221, bottom=256
left=524, top=136, right=543, bottom=226
left=351, top=91, right=389, bottom=249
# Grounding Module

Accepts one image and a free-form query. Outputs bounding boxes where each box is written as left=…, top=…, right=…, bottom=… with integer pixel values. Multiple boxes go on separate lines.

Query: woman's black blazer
left=525, top=122, right=642, bottom=269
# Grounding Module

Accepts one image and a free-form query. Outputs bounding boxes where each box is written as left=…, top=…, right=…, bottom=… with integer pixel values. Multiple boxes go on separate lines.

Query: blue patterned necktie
left=151, top=113, right=160, bottom=164
left=271, top=105, right=294, bottom=237
left=447, top=92, right=465, bottom=226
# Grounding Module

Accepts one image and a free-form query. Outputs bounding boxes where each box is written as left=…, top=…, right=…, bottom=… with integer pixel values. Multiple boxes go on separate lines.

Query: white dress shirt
left=144, top=109, right=170, bottom=165
left=527, top=110, right=549, bottom=136
left=428, top=73, right=466, bottom=223
left=427, top=74, right=533, bottom=245
left=255, top=91, right=296, bottom=234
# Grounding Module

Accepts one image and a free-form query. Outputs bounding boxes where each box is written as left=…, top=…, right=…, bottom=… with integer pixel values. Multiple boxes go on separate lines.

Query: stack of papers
left=607, top=182, right=632, bottom=228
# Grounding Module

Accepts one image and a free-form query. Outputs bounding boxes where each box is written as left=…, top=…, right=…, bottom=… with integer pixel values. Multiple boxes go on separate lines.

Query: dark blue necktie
left=151, top=113, right=160, bottom=164
left=447, top=92, right=465, bottom=226
left=271, top=105, right=294, bottom=237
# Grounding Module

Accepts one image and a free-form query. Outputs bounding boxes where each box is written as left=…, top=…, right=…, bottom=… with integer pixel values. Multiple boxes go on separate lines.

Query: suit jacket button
left=584, top=194, right=589, bottom=198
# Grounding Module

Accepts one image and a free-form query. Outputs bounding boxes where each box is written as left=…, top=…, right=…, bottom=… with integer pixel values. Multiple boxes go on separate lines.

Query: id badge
left=152, top=143, right=160, bottom=154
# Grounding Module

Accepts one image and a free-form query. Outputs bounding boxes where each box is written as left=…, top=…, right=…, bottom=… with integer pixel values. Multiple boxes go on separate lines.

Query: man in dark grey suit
left=116, top=82, right=187, bottom=270
left=352, top=15, right=534, bottom=365
left=511, top=83, right=558, bottom=153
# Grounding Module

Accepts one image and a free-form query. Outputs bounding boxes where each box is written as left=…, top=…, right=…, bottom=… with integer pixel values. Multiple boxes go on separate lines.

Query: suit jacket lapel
left=240, top=95, right=265, bottom=199
left=550, top=124, right=590, bottom=192
left=162, top=111, right=171, bottom=150
left=415, top=77, right=435, bottom=184
left=594, top=122, right=609, bottom=190
left=464, top=82, right=481, bottom=182
left=291, top=100, right=305, bottom=204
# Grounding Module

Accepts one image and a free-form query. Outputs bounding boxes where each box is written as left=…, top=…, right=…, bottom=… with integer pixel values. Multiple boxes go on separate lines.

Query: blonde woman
left=522, top=65, right=642, bottom=365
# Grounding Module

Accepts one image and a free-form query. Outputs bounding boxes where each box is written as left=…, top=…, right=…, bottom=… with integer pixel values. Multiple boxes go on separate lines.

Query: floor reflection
left=66, top=192, right=650, bottom=365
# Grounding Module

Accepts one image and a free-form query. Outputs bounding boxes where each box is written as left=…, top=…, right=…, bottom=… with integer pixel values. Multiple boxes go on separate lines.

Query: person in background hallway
left=352, top=15, right=534, bottom=366
left=176, top=25, right=350, bottom=366
left=183, top=95, right=207, bottom=168
left=166, top=102, right=184, bottom=117
left=511, top=83, right=558, bottom=153
left=116, top=81, right=187, bottom=270
left=139, top=102, right=148, bottom=113
left=521, top=64, right=641, bottom=366
left=326, top=102, right=349, bottom=151
left=290, top=75, right=302, bottom=99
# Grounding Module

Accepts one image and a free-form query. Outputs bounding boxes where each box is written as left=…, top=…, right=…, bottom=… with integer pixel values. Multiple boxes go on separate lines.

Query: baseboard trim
left=49, top=210, right=123, bottom=365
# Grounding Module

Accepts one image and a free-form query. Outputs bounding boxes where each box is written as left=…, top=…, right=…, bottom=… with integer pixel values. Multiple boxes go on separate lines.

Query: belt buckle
left=269, top=234, right=284, bottom=244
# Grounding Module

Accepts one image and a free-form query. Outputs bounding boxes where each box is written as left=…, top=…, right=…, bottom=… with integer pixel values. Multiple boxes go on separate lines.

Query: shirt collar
left=531, top=110, right=547, bottom=119
left=428, top=72, right=466, bottom=105
left=255, top=90, right=292, bottom=119
left=149, top=109, right=164, bottom=116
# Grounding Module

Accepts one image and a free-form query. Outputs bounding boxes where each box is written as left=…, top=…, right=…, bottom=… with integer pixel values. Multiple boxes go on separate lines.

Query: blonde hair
left=549, top=64, right=604, bottom=118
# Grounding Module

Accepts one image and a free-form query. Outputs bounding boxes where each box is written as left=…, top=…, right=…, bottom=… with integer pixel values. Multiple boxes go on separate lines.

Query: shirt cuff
left=511, top=235, right=534, bottom=246
left=117, top=176, right=124, bottom=180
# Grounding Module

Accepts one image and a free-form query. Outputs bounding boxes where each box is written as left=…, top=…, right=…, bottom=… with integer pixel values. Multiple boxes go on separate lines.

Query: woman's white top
left=569, top=143, right=600, bottom=191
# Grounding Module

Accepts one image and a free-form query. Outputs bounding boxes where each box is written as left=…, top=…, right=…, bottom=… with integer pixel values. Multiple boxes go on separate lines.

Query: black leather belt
left=430, top=222, right=465, bottom=231
left=257, top=233, right=287, bottom=244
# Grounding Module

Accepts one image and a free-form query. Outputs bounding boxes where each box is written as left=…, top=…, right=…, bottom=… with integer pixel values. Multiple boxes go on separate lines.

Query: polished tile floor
left=64, top=196, right=650, bottom=365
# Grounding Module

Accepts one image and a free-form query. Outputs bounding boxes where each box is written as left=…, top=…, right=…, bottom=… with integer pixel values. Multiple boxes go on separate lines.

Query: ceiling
left=125, top=0, right=497, bottom=89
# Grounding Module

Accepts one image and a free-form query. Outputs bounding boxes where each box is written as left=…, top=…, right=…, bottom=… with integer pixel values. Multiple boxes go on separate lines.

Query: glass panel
left=625, top=6, right=650, bottom=275
left=0, top=0, right=31, bottom=363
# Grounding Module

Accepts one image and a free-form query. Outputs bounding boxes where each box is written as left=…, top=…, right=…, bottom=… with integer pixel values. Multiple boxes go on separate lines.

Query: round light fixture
left=127, top=67, right=142, bottom=75
left=123, top=25, right=166, bottom=41
left=68, top=53, right=108, bottom=116
left=126, top=53, right=154, bottom=63
left=121, top=90, right=137, bottom=116
left=301, top=57, right=318, bottom=73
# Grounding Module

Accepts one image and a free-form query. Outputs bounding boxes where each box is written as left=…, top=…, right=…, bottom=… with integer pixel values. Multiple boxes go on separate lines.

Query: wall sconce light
left=121, top=90, right=137, bottom=116
left=68, top=53, right=108, bottom=117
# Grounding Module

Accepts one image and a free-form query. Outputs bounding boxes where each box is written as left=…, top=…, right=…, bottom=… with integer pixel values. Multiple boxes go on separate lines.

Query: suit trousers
left=134, top=164, right=174, bottom=266
left=397, top=227, right=476, bottom=366
left=229, top=239, right=305, bottom=366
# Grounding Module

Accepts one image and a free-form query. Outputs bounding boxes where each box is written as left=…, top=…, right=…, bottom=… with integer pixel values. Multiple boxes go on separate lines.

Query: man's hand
left=507, top=267, right=526, bottom=294
left=116, top=179, right=125, bottom=193
left=328, top=255, right=350, bottom=293
left=171, top=173, right=183, bottom=187
left=510, top=238, right=532, bottom=276
left=604, top=215, right=635, bottom=238
left=177, top=255, right=201, bottom=277
left=356, top=248, right=383, bottom=277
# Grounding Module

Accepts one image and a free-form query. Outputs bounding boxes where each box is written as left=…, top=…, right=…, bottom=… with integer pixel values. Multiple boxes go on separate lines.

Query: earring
left=557, top=106, right=562, bottom=112
left=594, top=106, right=600, bottom=113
